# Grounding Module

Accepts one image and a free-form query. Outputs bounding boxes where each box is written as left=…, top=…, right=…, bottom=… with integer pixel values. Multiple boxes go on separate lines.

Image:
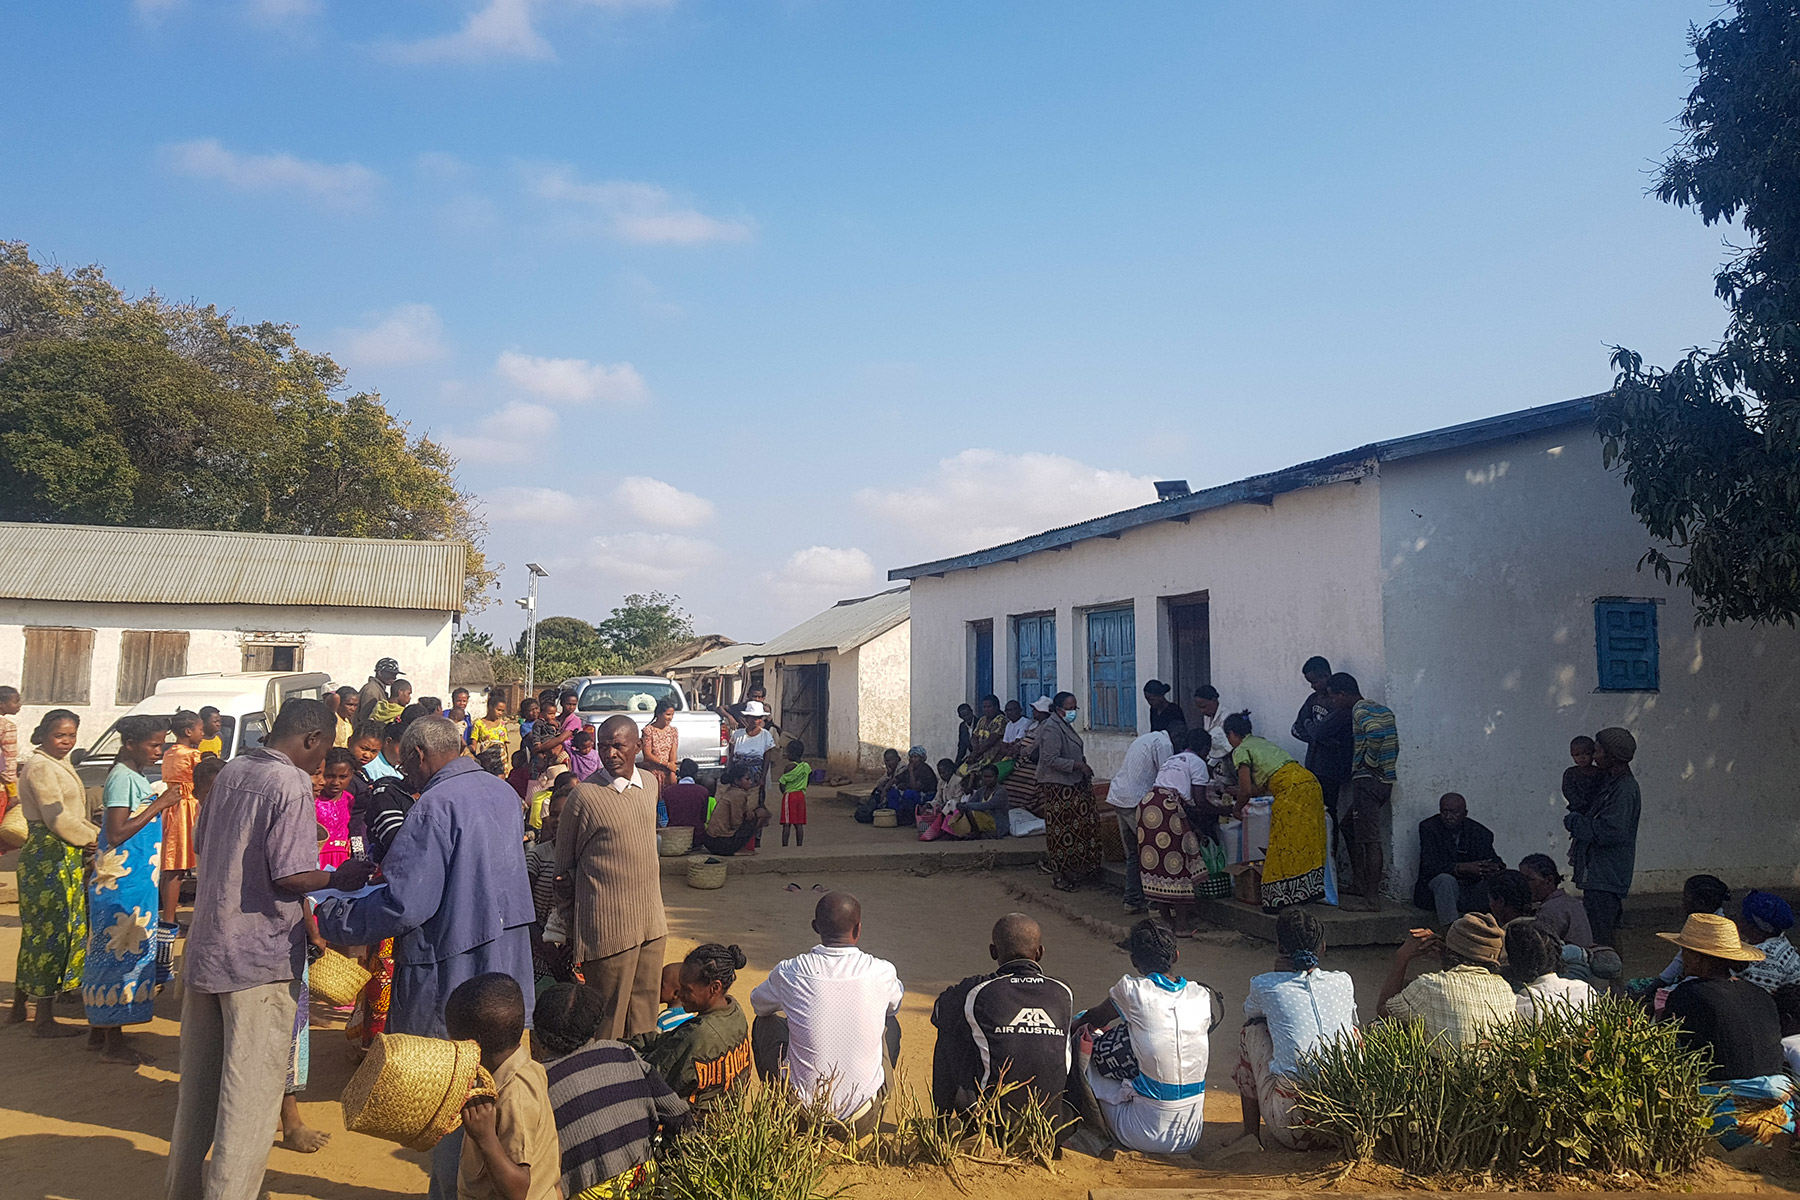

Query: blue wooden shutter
left=1086, top=607, right=1137, bottom=731
left=1015, top=615, right=1056, bottom=709
left=973, top=624, right=994, bottom=702
left=1594, top=600, right=1659, bottom=691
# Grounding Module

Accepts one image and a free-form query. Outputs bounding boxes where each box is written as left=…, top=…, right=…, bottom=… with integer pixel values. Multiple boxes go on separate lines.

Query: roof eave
left=889, top=395, right=1599, bottom=581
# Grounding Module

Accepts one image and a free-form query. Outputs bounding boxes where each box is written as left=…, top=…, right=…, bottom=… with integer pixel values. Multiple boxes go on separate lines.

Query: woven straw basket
left=687, top=857, right=728, bottom=890
left=871, top=808, right=898, bottom=828
left=309, top=949, right=372, bottom=1007
left=343, top=1034, right=496, bottom=1151
left=659, top=825, right=694, bottom=856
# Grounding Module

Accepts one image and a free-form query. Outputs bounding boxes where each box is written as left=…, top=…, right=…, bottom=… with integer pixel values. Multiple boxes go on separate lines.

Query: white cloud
left=340, top=303, right=449, bottom=369
left=496, top=350, right=648, bottom=405
left=390, top=0, right=553, bottom=62
left=531, top=168, right=752, bottom=246
left=771, top=546, right=877, bottom=595
left=614, top=476, right=714, bottom=528
left=856, top=450, right=1158, bottom=557
left=163, top=138, right=380, bottom=210
left=581, top=532, right=716, bottom=589
left=441, top=401, right=558, bottom=464
left=484, top=486, right=580, bottom=523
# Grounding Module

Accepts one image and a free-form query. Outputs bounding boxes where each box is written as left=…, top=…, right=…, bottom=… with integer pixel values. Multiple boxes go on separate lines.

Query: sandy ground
left=5, top=857, right=1800, bottom=1199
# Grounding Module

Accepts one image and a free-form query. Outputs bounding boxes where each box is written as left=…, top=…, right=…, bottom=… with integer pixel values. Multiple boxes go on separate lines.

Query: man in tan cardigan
left=555, top=715, right=667, bottom=1038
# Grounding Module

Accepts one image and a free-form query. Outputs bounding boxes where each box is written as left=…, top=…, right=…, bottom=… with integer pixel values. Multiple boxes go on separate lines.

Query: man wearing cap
left=358, top=658, right=404, bottom=726
left=1657, top=912, right=1789, bottom=1148
left=1376, top=913, right=1516, bottom=1046
left=1563, top=727, right=1641, bottom=947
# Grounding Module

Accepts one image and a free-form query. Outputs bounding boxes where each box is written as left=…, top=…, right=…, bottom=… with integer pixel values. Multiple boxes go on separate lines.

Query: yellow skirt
left=1261, top=761, right=1326, bottom=908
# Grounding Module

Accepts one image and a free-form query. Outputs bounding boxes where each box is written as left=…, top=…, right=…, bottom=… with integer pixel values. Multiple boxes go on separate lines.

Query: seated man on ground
left=1377, top=913, right=1516, bottom=1046
left=1517, top=853, right=1594, bottom=949
left=1655, top=913, right=1796, bottom=1149
left=1506, top=919, right=1595, bottom=1018
left=1413, top=792, right=1503, bottom=927
left=1071, top=921, right=1213, bottom=1156
left=855, top=749, right=905, bottom=823
left=700, top=762, right=770, bottom=856
left=930, top=914, right=1074, bottom=1116
left=1232, top=908, right=1358, bottom=1152
left=1486, top=869, right=1534, bottom=926
left=661, top=759, right=712, bottom=835
left=750, top=891, right=904, bottom=1134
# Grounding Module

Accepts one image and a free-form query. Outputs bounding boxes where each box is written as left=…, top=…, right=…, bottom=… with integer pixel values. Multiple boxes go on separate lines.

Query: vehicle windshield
left=578, top=681, right=679, bottom=714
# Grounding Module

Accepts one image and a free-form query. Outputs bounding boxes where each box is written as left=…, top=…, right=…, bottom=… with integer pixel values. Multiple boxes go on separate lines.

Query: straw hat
left=1656, top=912, right=1766, bottom=962
left=342, top=1033, right=495, bottom=1150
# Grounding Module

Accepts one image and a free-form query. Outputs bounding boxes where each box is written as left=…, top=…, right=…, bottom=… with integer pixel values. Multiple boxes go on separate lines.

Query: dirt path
left=3, top=863, right=1796, bottom=1199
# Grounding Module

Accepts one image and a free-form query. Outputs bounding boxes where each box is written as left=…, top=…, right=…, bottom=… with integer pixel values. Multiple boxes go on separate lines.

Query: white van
left=73, top=671, right=332, bottom=807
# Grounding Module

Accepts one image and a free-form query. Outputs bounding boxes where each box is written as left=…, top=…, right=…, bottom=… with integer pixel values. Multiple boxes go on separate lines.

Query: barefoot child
left=158, top=711, right=205, bottom=981
left=776, top=740, right=810, bottom=848
left=279, top=902, right=332, bottom=1154
left=450, top=973, right=561, bottom=1200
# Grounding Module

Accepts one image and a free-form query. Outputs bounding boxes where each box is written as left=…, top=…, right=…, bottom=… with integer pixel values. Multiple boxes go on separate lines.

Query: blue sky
left=1, top=1, right=1733, bottom=644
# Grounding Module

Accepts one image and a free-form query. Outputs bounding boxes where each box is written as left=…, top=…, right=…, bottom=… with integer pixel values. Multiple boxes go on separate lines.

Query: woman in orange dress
left=640, top=698, right=680, bottom=789
left=157, top=710, right=205, bottom=980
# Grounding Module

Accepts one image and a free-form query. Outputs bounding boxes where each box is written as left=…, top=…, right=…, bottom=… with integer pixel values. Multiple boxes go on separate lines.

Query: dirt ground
left=4, top=861, right=1800, bottom=1199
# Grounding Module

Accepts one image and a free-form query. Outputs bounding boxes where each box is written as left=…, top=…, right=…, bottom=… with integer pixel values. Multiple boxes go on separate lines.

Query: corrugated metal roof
left=670, top=642, right=765, bottom=671
left=890, top=396, right=1599, bottom=580
left=0, top=522, right=467, bottom=612
left=758, top=588, right=910, bottom=658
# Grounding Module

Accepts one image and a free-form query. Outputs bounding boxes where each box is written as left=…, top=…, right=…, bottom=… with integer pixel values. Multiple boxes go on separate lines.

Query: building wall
left=0, top=600, right=455, bottom=740
left=907, top=478, right=1386, bottom=780
left=765, top=647, right=855, bottom=777
left=1377, top=428, right=1800, bottom=894
left=856, top=621, right=912, bottom=771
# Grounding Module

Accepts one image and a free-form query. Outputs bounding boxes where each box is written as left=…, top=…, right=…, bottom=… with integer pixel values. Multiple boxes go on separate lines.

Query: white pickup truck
left=559, top=675, right=728, bottom=774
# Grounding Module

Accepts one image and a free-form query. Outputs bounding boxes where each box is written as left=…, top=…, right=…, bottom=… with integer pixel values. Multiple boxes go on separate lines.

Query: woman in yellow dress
left=1221, top=710, right=1326, bottom=912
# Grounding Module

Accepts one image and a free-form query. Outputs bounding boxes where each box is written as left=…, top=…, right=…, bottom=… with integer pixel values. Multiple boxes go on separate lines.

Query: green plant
left=1293, top=998, right=1716, bottom=1180
left=658, top=1082, right=848, bottom=1200
left=872, top=1068, right=1074, bottom=1175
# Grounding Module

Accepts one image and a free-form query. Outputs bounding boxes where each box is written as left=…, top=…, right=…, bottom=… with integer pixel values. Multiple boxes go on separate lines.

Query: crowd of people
left=7, top=646, right=1800, bottom=1194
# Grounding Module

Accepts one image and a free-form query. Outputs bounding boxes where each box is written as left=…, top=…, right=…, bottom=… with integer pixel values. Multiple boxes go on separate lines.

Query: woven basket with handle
left=687, top=857, right=727, bottom=890
left=871, top=808, right=898, bottom=828
left=658, top=825, right=694, bottom=856
left=343, top=1034, right=496, bottom=1151
left=309, top=948, right=372, bottom=1007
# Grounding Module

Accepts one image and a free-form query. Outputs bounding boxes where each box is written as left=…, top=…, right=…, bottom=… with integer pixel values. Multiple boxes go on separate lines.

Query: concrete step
left=1099, top=860, right=1416, bottom=945
left=657, top=837, right=1046, bottom=877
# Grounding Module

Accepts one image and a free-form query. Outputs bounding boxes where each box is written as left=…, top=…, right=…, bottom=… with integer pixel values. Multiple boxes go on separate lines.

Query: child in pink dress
left=312, top=747, right=356, bottom=870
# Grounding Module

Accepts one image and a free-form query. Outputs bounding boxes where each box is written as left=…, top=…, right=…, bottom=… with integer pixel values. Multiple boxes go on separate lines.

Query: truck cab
left=73, top=671, right=332, bottom=810
left=558, top=674, right=728, bottom=774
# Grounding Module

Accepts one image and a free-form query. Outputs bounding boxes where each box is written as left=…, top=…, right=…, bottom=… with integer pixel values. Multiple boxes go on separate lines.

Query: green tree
left=454, top=627, right=498, bottom=655
left=1598, top=0, right=1800, bottom=625
left=596, top=592, right=694, bottom=667
left=521, top=616, right=627, bottom=683
left=0, top=241, right=498, bottom=608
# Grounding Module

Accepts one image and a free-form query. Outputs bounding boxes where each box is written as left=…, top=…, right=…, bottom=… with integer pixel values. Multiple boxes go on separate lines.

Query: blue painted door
left=974, top=622, right=994, bottom=703
left=1015, top=614, right=1056, bottom=709
left=1087, top=607, right=1137, bottom=731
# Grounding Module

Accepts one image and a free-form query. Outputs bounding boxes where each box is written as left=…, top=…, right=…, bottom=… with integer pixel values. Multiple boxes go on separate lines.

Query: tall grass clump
left=874, top=1068, right=1073, bottom=1172
left=1293, top=997, right=1716, bottom=1180
left=658, top=1082, right=848, bottom=1200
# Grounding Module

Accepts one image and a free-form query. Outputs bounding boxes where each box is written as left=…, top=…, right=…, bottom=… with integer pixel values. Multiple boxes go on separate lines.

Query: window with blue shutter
left=1594, top=600, right=1659, bottom=692
left=1086, top=607, right=1137, bottom=731
left=1015, top=614, right=1056, bottom=709
left=972, top=621, right=994, bottom=703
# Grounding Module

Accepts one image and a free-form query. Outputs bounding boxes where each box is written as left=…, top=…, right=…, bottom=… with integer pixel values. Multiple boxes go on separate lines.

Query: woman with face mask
left=1031, top=692, right=1102, bottom=892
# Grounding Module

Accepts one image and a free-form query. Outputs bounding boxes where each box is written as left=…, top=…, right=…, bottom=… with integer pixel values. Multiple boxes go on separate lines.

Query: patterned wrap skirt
left=1040, top=781, right=1100, bottom=884
left=17, top=825, right=88, bottom=998
left=83, top=819, right=162, bottom=1026
left=1137, top=787, right=1202, bottom=905
left=1261, top=761, right=1327, bottom=909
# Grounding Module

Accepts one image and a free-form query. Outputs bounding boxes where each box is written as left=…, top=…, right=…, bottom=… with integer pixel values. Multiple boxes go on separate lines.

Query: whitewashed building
left=891, top=398, right=1800, bottom=896
left=0, top=523, right=463, bottom=735
left=758, top=588, right=910, bottom=776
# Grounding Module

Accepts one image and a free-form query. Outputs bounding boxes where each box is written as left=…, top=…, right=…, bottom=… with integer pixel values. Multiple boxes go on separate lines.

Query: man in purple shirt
left=167, top=699, right=371, bottom=1200
left=313, top=715, right=535, bottom=1200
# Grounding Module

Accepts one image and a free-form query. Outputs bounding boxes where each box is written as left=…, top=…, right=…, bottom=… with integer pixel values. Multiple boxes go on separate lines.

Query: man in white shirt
left=1107, top=730, right=1172, bottom=916
left=750, top=891, right=904, bottom=1131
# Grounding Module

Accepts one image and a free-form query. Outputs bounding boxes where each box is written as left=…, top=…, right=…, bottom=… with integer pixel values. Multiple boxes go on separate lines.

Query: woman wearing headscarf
left=1033, top=692, right=1101, bottom=891
left=12, top=710, right=94, bottom=1037
left=1221, top=711, right=1327, bottom=912
left=1740, top=892, right=1800, bottom=993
